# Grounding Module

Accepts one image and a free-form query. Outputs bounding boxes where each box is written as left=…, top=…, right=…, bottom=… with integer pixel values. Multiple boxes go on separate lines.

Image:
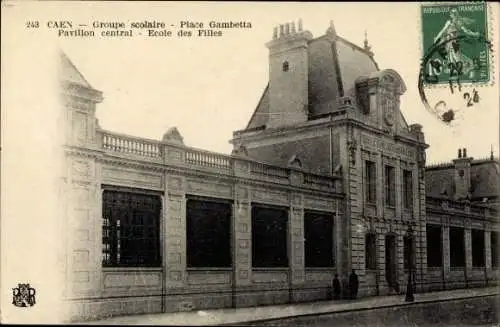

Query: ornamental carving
left=379, top=76, right=399, bottom=127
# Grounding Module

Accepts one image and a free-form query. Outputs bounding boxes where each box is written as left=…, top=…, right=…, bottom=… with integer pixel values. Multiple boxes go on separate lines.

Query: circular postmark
left=418, top=33, right=492, bottom=124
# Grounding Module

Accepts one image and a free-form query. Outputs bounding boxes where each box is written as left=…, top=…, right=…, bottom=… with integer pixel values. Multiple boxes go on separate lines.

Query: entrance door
left=385, top=235, right=397, bottom=287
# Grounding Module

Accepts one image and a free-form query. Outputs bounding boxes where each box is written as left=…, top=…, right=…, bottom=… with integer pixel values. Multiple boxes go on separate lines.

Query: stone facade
left=59, top=22, right=499, bottom=322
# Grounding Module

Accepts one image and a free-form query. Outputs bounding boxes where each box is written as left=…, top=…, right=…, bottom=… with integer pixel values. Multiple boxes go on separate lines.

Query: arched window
left=282, top=61, right=289, bottom=72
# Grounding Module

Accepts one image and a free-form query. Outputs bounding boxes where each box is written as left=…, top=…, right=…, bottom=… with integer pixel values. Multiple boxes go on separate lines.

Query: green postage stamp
left=421, top=2, right=490, bottom=86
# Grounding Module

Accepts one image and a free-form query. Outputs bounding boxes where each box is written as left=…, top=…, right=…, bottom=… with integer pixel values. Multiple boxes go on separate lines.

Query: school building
left=59, top=20, right=499, bottom=321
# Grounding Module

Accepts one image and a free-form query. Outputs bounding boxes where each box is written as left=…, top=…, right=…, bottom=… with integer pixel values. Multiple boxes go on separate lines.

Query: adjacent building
left=60, top=21, right=499, bottom=322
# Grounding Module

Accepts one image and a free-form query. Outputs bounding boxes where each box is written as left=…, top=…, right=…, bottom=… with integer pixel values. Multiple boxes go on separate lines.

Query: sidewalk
left=83, top=287, right=499, bottom=326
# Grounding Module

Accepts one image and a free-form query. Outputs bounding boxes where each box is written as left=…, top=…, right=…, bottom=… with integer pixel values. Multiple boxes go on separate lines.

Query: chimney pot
left=458, top=149, right=462, bottom=158
left=273, top=26, right=278, bottom=39
left=285, top=23, right=290, bottom=35
left=298, top=19, right=303, bottom=31
left=291, top=21, right=296, bottom=33
left=463, top=148, right=467, bottom=157
left=279, top=24, right=284, bottom=37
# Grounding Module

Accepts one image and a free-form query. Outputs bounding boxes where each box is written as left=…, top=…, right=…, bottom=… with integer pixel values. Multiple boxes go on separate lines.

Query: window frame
left=384, top=165, right=396, bottom=207
left=304, top=210, right=334, bottom=268
left=449, top=227, right=465, bottom=268
left=365, top=232, right=377, bottom=270
left=403, top=169, right=413, bottom=210
left=471, top=229, right=485, bottom=268
left=186, top=195, right=233, bottom=269
left=102, top=187, right=162, bottom=268
left=365, top=160, right=377, bottom=204
left=426, top=224, right=443, bottom=268
left=251, top=203, right=289, bottom=268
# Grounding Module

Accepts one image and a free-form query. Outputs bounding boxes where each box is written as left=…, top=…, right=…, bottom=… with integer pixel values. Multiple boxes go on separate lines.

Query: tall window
left=385, top=165, right=396, bottom=207
left=492, top=232, right=498, bottom=268
left=365, top=161, right=376, bottom=204
left=186, top=196, right=232, bottom=268
left=102, top=189, right=162, bottom=267
left=426, top=225, right=443, bottom=267
left=471, top=229, right=485, bottom=267
left=282, top=61, right=289, bottom=72
left=365, top=233, right=377, bottom=270
left=449, top=227, right=465, bottom=267
left=404, top=235, right=412, bottom=270
left=252, top=205, right=288, bottom=268
left=304, top=210, right=334, bottom=267
left=403, top=170, right=413, bottom=210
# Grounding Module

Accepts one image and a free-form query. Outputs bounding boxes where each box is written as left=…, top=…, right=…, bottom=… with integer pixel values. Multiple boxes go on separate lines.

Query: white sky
left=10, top=2, right=500, bottom=163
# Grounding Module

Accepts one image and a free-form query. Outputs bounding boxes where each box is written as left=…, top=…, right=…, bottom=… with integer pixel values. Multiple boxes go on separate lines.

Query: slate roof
left=425, top=158, right=500, bottom=201
left=246, top=31, right=379, bottom=130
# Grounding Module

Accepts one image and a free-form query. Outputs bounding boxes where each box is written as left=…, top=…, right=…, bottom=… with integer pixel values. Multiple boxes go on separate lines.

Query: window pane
left=472, top=229, right=485, bottom=267
left=449, top=227, right=465, bottom=267
left=365, top=233, right=376, bottom=270
left=304, top=211, right=333, bottom=267
left=426, top=225, right=442, bottom=267
left=186, top=197, right=232, bottom=268
left=403, top=170, right=413, bottom=209
left=385, top=166, right=395, bottom=206
left=252, top=205, right=288, bottom=268
left=102, top=190, right=161, bottom=267
left=365, top=161, right=376, bottom=204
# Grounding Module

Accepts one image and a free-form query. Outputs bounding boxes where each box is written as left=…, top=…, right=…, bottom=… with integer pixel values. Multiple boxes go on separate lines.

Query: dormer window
left=282, top=61, right=289, bottom=72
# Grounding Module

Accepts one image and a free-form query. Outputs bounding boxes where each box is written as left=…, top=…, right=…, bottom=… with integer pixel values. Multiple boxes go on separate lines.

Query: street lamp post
left=405, top=225, right=415, bottom=302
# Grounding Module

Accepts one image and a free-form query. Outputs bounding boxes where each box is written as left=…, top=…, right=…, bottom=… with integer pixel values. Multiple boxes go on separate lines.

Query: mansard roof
left=246, top=30, right=380, bottom=130
left=426, top=157, right=500, bottom=202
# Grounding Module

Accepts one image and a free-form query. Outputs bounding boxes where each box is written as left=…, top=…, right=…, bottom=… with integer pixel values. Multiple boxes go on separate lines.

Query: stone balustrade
left=99, top=129, right=341, bottom=192
left=426, top=196, right=497, bottom=218
left=102, top=130, right=162, bottom=158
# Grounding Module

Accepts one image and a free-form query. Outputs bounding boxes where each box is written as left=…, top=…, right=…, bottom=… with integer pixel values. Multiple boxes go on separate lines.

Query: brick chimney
left=452, top=147, right=473, bottom=201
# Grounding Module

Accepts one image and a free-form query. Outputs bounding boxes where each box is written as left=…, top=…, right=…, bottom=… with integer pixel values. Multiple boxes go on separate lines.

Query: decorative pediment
left=288, top=154, right=302, bottom=168
left=162, top=127, right=184, bottom=145
left=355, top=69, right=406, bottom=118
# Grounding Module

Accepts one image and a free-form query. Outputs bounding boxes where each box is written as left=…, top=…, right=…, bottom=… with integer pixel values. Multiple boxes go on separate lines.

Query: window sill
left=186, top=267, right=232, bottom=272
left=102, top=266, right=163, bottom=273
left=365, top=269, right=377, bottom=273
left=450, top=267, right=465, bottom=270
left=305, top=267, right=335, bottom=271
left=427, top=266, right=443, bottom=270
left=252, top=267, right=289, bottom=271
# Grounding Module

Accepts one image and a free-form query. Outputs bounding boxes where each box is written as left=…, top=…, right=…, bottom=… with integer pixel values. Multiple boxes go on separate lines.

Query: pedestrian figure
left=332, top=273, right=341, bottom=300
left=349, top=269, right=359, bottom=299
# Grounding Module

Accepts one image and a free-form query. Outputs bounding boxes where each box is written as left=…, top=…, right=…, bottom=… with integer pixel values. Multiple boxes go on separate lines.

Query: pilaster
left=164, top=173, right=187, bottom=288
left=442, top=222, right=451, bottom=280
left=289, top=192, right=305, bottom=301
left=485, top=227, right=492, bottom=280
left=464, top=219, right=472, bottom=279
left=233, top=185, right=252, bottom=287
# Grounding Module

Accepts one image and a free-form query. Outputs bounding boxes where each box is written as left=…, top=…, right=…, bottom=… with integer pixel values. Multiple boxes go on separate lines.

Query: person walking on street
left=332, top=273, right=341, bottom=300
left=349, top=269, right=359, bottom=300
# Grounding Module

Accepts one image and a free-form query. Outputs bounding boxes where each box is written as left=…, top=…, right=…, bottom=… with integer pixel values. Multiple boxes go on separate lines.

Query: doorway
left=385, top=234, right=397, bottom=287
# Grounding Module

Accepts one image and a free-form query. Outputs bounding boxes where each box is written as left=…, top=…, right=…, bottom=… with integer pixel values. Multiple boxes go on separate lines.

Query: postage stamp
left=420, top=2, right=490, bottom=86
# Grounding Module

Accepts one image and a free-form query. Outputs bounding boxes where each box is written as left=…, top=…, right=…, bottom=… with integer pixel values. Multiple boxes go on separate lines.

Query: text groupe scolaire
left=54, top=20, right=252, bottom=38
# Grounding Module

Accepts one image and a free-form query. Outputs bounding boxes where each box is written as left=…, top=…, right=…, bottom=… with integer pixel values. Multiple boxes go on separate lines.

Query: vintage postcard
left=1, top=1, right=499, bottom=325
